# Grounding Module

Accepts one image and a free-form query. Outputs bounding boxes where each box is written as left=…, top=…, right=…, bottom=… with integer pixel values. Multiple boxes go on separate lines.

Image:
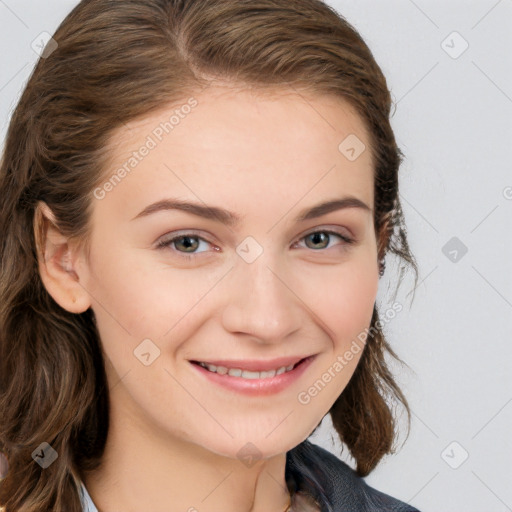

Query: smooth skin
left=36, top=85, right=379, bottom=512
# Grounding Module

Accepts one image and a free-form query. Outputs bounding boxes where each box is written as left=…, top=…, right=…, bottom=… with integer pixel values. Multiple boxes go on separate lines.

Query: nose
left=220, top=254, right=303, bottom=345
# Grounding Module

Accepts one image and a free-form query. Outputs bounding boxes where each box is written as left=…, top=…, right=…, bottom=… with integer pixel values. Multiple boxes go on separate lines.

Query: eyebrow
left=131, top=196, right=372, bottom=226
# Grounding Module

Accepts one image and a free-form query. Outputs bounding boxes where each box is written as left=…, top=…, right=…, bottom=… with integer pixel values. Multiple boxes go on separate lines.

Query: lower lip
left=189, top=356, right=316, bottom=396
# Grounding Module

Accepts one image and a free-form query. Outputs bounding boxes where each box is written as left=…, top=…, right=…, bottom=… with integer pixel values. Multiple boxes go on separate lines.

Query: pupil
left=309, top=232, right=327, bottom=249
left=179, top=236, right=197, bottom=252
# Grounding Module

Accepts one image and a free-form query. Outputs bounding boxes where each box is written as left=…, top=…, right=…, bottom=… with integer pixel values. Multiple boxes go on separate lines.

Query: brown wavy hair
left=0, top=0, right=418, bottom=510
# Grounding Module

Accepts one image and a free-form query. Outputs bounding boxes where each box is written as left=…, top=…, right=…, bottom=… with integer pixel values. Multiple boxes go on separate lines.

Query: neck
left=82, top=386, right=292, bottom=512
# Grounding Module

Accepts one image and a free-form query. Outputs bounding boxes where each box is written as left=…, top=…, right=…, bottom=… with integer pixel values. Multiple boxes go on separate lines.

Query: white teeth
left=240, top=370, right=260, bottom=379
left=198, top=362, right=296, bottom=379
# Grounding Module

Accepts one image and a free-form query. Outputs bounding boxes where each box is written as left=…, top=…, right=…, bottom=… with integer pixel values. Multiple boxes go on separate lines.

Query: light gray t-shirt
left=79, top=481, right=98, bottom=512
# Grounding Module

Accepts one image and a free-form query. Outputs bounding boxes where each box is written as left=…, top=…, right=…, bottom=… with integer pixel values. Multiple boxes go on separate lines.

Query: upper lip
left=190, top=355, right=313, bottom=372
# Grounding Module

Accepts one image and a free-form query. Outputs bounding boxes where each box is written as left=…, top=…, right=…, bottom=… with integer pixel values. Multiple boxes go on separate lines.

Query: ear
left=34, top=201, right=91, bottom=314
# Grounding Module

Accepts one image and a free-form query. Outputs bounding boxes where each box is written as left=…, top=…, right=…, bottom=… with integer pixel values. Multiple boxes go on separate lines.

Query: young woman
left=0, top=0, right=420, bottom=511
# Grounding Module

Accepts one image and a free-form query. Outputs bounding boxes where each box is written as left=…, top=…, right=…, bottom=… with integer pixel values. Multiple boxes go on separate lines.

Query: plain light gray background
left=1, top=1, right=511, bottom=511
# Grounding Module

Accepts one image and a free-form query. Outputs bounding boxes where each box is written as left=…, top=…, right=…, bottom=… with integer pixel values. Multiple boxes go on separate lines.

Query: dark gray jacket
left=286, top=440, right=421, bottom=511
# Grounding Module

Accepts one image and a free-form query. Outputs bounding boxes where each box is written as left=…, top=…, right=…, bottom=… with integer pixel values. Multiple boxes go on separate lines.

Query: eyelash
left=156, top=229, right=355, bottom=260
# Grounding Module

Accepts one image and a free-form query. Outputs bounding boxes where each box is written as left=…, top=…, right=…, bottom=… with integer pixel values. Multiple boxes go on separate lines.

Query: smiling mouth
left=190, top=358, right=307, bottom=380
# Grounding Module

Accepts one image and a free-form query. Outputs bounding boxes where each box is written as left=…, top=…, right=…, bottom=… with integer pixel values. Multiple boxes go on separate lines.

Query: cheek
left=297, top=264, right=378, bottom=410
left=82, top=242, right=227, bottom=377
left=298, top=256, right=379, bottom=347
left=83, top=239, right=175, bottom=337
left=326, top=274, right=377, bottom=343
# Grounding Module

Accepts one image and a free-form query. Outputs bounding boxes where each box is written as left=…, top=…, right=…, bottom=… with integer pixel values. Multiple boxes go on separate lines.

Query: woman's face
left=77, top=86, right=379, bottom=459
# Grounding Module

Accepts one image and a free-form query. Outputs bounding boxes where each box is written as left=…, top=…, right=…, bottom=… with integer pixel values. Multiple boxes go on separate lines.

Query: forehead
left=97, top=86, right=374, bottom=223
left=109, top=85, right=371, bottom=156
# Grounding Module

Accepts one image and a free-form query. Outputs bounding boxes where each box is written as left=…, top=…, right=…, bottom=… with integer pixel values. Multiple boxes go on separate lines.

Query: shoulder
left=286, top=440, right=421, bottom=512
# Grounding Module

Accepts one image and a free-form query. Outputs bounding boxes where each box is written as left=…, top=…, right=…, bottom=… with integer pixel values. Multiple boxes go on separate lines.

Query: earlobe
left=33, top=201, right=91, bottom=314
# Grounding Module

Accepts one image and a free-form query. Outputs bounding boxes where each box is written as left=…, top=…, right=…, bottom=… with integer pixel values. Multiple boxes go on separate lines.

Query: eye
left=156, top=231, right=214, bottom=259
left=293, top=229, right=355, bottom=251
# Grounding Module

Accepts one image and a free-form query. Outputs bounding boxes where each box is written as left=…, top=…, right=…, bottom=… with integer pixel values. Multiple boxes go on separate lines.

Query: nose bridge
left=221, top=246, right=302, bottom=341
